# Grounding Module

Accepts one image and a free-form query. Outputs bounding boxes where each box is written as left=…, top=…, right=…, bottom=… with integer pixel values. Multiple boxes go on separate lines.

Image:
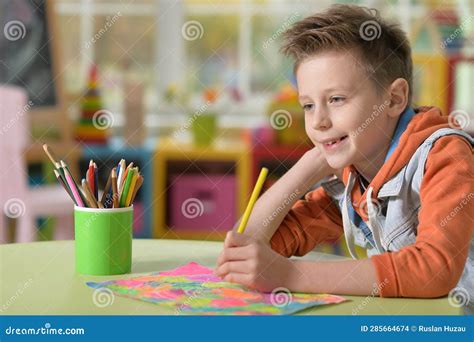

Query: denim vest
left=321, top=128, right=474, bottom=308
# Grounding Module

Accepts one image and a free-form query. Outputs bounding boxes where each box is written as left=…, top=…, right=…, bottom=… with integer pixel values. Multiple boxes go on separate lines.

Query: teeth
left=325, top=136, right=346, bottom=146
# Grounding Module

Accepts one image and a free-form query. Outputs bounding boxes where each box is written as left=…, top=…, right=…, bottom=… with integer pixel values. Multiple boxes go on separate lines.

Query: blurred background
left=0, top=0, right=473, bottom=256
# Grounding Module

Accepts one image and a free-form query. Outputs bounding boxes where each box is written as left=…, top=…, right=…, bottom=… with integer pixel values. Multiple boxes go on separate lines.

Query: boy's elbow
left=429, top=269, right=463, bottom=298
left=417, top=260, right=465, bottom=298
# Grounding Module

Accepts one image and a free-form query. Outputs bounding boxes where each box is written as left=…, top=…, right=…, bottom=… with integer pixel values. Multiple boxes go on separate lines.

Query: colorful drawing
left=86, top=262, right=347, bottom=315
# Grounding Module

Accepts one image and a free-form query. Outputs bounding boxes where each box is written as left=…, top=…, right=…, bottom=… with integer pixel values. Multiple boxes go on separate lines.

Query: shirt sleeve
left=371, top=135, right=474, bottom=298
left=270, top=186, right=344, bottom=257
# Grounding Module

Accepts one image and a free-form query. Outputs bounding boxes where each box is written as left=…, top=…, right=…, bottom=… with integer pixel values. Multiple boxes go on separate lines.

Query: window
left=55, top=0, right=473, bottom=130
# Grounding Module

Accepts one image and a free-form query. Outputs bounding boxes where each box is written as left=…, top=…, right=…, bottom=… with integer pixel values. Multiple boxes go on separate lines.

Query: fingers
left=215, top=260, right=253, bottom=287
left=215, top=260, right=250, bottom=278
left=222, top=272, right=252, bottom=287
left=224, top=231, right=251, bottom=248
left=217, top=244, right=253, bottom=266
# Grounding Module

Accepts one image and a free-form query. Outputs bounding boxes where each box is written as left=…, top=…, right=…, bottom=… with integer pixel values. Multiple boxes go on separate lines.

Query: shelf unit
left=153, top=138, right=250, bottom=241
left=250, top=142, right=311, bottom=190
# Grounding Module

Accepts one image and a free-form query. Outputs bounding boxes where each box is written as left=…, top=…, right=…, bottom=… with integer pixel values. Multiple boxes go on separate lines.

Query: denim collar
left=384, top=107, right=416, bottom=162
left=349, top=107, right=416, bottom=246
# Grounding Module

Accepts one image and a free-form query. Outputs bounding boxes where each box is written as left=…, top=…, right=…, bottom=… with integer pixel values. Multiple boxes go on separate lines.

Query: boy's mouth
left=320, top=135, right=349, bottom=150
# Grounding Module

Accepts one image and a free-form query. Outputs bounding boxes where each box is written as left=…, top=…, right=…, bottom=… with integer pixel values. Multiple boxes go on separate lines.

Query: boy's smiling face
left=296, top=50, right=403, bottom=181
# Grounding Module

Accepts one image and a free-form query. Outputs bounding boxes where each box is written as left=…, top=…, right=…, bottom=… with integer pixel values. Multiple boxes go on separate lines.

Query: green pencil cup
left=74, top=205, right=133, bottom=276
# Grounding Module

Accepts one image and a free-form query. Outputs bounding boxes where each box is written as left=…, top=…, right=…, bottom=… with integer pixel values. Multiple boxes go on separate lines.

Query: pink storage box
left=169, top=174, right=236, bottom=231
left=132, top=202, right=144, bottom=235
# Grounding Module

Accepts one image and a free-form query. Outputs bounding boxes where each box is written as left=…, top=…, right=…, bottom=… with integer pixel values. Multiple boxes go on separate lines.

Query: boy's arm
left=269, top=185, right=344, bottom=257
left=234, top=147, right=334, bottom=243
left=287, top=258, right=379, bottom=296
left=371, top=136, right=474, bottom=298
left=216, top=231, right=379, bottom=295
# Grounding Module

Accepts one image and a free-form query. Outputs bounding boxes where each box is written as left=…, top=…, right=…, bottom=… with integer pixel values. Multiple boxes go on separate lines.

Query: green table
left=0, top=240, right=460, bottom=315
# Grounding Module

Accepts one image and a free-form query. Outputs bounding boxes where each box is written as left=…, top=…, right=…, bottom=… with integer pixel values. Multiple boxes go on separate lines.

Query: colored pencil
left=87, top=160, right=95, bottom=200
left=237, top=167, right=268, bottom=234
left=93, top=162, right=98, bottom=200
left=111, top=167, right=119, bottom=208
left=44, top=146, right=143, bottom=209
left=129, top=175, right=143, bottom=206
left=125, top=169, right=139, bottom=207
left=117, top=159, right=126, bottom=191
left=119, top=168, right=135, bottom=207
left=119, top=162, right=134, bottom=193
left=81, top=179, right=98, bottom=208
left=43, top=144, right=70, bottom=191
left=100, top=170, right=113, bottom=207
left=54, top=169, right=77, bottom=205
left=42, top=144, right=59, bottom=167
left=62, top=164, right=85, bottom=207
left=60, top=160, right=87, bottom=205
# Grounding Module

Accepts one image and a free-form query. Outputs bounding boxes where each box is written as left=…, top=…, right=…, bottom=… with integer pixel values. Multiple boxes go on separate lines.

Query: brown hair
left=281, top=4, right=413, bottom=104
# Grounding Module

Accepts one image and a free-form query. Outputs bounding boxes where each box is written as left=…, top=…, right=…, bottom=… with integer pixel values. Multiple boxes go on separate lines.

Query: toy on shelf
left=266, top=84, right=310, bottom=146
left=432, top=9, right=463, bottom=52
left=75, top=64, right=110, bottom=144
left=191, top=88, right=219, bottom=147
left=411, top=3, right=466, bottom=55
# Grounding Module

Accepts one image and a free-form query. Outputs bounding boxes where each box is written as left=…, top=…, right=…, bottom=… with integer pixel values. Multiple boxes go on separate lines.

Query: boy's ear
left=387, top=78, right=409, bottom=118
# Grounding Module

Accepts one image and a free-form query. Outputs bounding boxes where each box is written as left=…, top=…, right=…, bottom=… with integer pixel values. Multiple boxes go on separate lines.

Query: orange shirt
left=270, top=107, right=474, bottom=298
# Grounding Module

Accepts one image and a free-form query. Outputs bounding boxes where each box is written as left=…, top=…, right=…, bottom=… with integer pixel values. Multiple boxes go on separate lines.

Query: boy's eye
left=302, top=103, right=314, bottom=111
left=329, top=96, right=345, bottom=104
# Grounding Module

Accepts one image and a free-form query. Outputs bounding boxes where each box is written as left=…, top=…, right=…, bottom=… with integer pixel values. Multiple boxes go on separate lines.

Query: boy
left=215, top=4, right=474, bottom=312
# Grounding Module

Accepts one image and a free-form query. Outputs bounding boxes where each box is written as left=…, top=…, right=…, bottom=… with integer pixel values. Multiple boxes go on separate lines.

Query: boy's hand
left=304, top=146, right=342, bottom=179
left=215, top=231, right=296, bottom=292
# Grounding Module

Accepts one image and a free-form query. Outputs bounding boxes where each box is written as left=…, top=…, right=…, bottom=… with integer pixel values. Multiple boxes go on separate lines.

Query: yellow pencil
left=236, top=167, right=268, bottom=234
left=129, top=175, right=144, bottom=205
left=125, top=169, right=139, bottom=207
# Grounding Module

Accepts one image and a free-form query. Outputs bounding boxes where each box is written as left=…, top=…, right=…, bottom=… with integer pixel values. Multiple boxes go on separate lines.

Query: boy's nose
left=311, top=111, right=331, bottom=131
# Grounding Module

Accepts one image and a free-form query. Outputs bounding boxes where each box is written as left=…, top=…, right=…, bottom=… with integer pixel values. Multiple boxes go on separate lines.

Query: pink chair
left=0, top=86, right=74, bottom=243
